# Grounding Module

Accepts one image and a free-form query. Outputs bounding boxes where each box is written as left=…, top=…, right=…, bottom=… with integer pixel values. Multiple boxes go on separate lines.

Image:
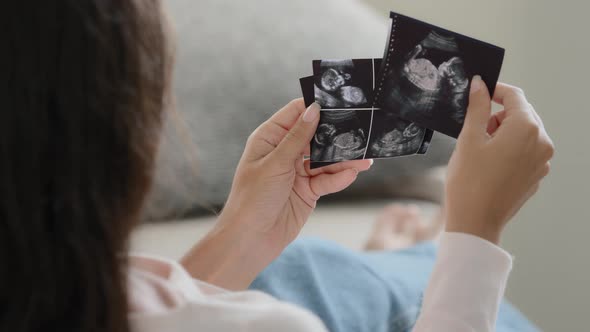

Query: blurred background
left=135, top=1, right=589, bottom=330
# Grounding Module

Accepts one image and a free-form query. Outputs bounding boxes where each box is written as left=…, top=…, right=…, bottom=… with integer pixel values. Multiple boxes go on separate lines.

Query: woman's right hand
left=445, top=76, right=554, bottom=244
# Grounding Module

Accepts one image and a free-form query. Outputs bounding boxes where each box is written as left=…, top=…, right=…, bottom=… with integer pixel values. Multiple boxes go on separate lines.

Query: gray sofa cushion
left=144, top=0, right=455, bottom=220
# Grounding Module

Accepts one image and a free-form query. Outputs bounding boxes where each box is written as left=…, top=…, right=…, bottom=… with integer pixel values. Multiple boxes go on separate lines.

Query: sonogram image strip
left=374, top=11, right=505, bottom=138
left=300, top=57, right=434, bottom=168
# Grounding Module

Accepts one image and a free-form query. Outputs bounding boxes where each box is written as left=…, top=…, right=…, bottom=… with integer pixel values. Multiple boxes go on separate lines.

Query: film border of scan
left=373, top=11, right=505, bottom=138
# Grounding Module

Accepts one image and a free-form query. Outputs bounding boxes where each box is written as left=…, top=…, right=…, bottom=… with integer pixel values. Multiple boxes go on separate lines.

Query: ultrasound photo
left=313, top=59, right=379, bottom=109
left=301, top=70, right=433, bottom=167
left=374, top=12, right=505, bottom=138
left=365, top=109, right=428, bottom=159
left=310, top=110, right=372, bottom=162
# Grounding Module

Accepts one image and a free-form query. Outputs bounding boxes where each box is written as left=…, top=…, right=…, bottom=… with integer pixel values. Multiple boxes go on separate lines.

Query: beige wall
left=363, top=0, right=590, bottom=330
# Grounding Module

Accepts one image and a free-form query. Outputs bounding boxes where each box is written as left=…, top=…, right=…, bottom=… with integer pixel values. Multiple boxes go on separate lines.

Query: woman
left=1, top=1, right=553, bottom=332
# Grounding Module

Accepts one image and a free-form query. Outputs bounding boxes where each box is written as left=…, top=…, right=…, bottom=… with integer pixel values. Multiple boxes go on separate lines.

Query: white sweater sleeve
left=413, top=232, right=513, bottom=332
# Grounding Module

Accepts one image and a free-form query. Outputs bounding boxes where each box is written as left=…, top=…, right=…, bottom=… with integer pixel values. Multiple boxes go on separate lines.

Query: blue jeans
left=250, top=237, right=539, bottom=332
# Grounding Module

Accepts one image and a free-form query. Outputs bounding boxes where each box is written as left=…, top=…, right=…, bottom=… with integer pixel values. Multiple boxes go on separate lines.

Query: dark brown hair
left=0, top=1, right=171, bottom=331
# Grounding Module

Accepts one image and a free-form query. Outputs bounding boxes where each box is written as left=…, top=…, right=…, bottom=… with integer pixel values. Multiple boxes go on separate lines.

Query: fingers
left=524, top=181, right=541, bottom=203
left=492, top=85, right=545, bottom=136
left=490, top=85, right=553, bottom=150
left=541, top=161, right=551, bottom=178
left=528, top=103, right=545, bottom=130
left=490, top=84, right=537, bottom=142
left=245, top=98, right=310, bottom=161
left=462, top=75, right=492, bottom=139
left=273, top=102, right=321, bottom=165
left=492, top=83, right=531, bottom=113
left=486, top=112, right=500, bottom=136
left=492, top=87, right=555, bottom=162
left=309, top=168, right=359, bottom=197
left=490, top=85, right=554, bottom=149
left=305, top=159, right=373, bottom=176
left=486, top=109, right=507, bottom=136
left=267, top=98, right=307, bottom=130
left=527, top=103, right=555, bottom=153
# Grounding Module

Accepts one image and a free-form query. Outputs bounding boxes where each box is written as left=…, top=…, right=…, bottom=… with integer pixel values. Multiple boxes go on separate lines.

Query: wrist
left=218, top=198, right=290, bottom=259
left=180, top=216, right=277, bottom=290
left=445, top=212, right=504, bottom=245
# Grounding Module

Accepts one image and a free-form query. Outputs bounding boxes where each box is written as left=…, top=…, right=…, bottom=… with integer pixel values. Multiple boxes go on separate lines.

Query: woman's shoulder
left=127, top=253, right=327, bottom=332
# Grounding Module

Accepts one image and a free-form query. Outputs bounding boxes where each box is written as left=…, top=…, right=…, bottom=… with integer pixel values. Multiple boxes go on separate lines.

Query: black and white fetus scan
left=313, top=59, right=377, bottom=109
left=365, top=109, right=427, bottom=159
left=300, top=12, right=505, bottom=167
left=301, top=58, right=434, bottom=167
left=310, top=110, right=371, bottom=162
left=375, top=12, right=505, bottom=138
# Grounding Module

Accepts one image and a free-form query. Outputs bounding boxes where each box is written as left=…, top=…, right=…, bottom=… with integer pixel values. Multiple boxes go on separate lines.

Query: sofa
left=133, top=0, right=453, bottom=257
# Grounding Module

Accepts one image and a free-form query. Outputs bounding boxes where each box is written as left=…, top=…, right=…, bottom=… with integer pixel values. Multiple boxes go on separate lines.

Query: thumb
left=273, top=102, right=321, bottom=164
left=309, top=168, right=359, bottom=197
left=462, top=75, right=492, bottom=138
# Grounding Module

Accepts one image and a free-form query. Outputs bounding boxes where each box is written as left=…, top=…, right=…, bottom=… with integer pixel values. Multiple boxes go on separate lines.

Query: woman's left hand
left=221, top=99, right=371, bottom=252
left=181, top=99, right=371, bottom=290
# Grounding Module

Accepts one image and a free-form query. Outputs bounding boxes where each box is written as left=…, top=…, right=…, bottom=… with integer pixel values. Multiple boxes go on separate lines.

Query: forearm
left=180, top=220, right=276, bottom=291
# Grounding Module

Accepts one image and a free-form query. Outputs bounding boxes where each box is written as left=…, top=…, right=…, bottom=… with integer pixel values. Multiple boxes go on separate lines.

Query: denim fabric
left=250, top=237, right=539, bottom=332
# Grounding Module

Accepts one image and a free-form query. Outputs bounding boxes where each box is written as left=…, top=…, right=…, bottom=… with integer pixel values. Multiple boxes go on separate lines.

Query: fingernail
left=303, top=103, right=321, bottom=123
left=368, top=159, right=374, bottom=167
left=470, top=75, right=482, bottom=94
